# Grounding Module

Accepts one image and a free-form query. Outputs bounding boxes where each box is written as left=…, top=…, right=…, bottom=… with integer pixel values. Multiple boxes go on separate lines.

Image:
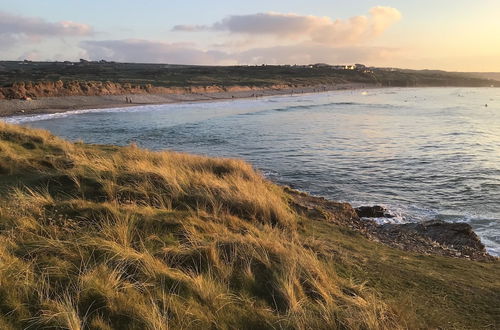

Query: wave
left=2, top=104, right=167, bottom=124
left=2, top=90, right=406, bottom=124
left=240, top=101, right=404, bottom=117
left=354, top=202, right=500, bottom=256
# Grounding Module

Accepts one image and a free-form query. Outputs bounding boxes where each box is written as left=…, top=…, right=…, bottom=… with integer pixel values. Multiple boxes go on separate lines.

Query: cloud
left=1, top=7, right=401, bottom=66
left=0, top=34, right=19, bottom=49
left=172, top=7, right=401, bottom=45
left=0, top=11, right=93, bottom=49
left=80, top=39, right=234, bottom=65
left=173, top=13, right=326, bottom=36
left=16, top=50, right=42, bottom=61
left=172, top=25, right=207, bottom=32
left=80, top=38, right=400, bottom=66
left=213, top=13, right=328, bottom=37
left=238, top=44, right=400, bottom=65
left=369, top=7, right=402, bottom=35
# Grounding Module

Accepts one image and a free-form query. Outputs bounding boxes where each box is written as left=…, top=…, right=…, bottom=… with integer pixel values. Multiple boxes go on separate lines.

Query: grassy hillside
left=469, top=72, right=500, bottom=82
left=0, top=123, right=499, bottom=329
left=1, top=61, right=498, bottom=91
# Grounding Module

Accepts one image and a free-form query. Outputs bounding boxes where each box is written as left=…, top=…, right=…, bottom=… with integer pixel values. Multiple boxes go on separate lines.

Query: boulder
left=355, top=205, right=394, bottom=218
left=381, top=220, right=486, bottom=255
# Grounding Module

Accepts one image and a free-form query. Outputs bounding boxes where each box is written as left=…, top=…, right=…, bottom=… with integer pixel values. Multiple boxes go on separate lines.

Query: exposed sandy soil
left=0, top=83, right=373, bottom=117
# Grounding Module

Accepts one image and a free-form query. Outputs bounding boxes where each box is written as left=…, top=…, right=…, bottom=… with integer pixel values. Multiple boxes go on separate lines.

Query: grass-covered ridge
left=0, top=123, right=499, bottom=329
left=1, top=61, right=499, bottom=92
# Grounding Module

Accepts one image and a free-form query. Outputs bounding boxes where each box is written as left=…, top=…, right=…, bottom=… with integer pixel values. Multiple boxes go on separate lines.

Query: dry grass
left=0, top=122, right=400, bottom=329
left=0, top=122, right=498, bottom=329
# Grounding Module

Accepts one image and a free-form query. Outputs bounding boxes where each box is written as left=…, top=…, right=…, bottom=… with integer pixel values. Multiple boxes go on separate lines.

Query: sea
left=4, top=87, right=499, bottom=256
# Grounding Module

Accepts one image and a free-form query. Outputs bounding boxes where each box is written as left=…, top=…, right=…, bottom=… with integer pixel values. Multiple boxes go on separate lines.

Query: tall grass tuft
left=5, top=122, right=486, bottom=329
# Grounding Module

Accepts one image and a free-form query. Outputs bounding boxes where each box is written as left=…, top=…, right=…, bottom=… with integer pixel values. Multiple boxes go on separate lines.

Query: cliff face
left=0, top=80, right=292, bottom=100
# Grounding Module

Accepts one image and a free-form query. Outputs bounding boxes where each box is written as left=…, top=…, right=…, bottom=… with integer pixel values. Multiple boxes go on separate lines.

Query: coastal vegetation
left=1, top=61, right=499, bottom=100
left=0, top=122, right=499, bottom=329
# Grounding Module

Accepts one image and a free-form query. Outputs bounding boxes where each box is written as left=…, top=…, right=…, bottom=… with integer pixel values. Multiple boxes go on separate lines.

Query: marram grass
left=0, top=122, right=498, bottom=329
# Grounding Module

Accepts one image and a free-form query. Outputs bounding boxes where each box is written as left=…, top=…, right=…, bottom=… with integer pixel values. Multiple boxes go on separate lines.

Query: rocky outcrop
left=379, top=220, right=487, bottom=258
left=0, top=80, right=294, bottom=100
left=355, top=205, right=394, bottom=218
left=286, top=188, right=494, bottom=261
left=285, top=187, right=358, bottom=225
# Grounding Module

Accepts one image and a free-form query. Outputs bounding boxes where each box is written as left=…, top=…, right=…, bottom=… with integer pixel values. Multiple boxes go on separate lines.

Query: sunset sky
left=1, top=0, right=499, bottom=71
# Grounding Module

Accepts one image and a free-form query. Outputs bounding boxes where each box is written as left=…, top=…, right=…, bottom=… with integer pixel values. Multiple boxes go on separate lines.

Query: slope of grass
left=1, top=61, right=498, bottom=90
left=0, top=122, right=499, bottom=329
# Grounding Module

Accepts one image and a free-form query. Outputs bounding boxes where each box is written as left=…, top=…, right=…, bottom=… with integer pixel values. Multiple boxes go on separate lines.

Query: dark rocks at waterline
left=355, top=205, right=395, bottom=218
left=379, top=220, right=489, bottom=259
left=286, top=189, right=494, bottom=261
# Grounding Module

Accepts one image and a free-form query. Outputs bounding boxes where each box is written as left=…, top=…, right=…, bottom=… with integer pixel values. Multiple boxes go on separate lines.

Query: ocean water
left=5, top=87, right=500, bottom=255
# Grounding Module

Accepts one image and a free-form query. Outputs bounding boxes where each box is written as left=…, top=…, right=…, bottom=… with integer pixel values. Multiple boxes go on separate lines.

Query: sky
left=1, top=0, right=499, bottom=71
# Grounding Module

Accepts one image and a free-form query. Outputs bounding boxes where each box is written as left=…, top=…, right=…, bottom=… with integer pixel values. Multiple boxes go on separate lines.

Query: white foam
left=1, top=88, right=389, bottom=125
left=2, top=104, right=166, bottom=124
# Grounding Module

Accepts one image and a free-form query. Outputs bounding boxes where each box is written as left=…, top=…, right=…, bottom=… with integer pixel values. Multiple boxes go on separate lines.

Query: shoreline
left=287, top=188, right=496, bottom=261
left=2, top=84, right=496, bottom=260
left=0, top=83, right=374, bottom=118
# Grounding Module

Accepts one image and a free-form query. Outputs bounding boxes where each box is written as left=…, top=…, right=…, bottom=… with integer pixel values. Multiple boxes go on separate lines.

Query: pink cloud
left=80, top=38, right=400, bottom=66
left=172, top=7, right=401, bottom=46
left=0, top=11, right=93, bottom=49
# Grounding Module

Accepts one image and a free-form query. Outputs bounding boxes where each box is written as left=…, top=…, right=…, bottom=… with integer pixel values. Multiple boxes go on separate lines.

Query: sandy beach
left=0, top=83, right=373, bottom=118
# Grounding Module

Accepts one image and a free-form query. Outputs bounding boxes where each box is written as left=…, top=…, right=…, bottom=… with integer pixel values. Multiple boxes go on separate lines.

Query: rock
left=355, top=205, right=394, bottom=218
left=417, top=220, right=485, bottom=252
left=285, top=189, right=493, bottom=261
left=381, top=220, right=486, bottom=256
left=285, top=187, right=359, bottom=224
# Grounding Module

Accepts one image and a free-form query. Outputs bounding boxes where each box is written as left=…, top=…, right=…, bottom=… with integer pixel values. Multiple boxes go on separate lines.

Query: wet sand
left=0, top=83, right=374, bottom=118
